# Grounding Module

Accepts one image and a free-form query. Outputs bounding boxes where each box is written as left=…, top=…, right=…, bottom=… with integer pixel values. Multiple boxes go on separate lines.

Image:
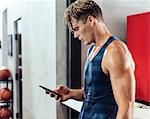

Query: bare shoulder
left=107, top=40, right=128, bottom=59
left=102, top=40, right=135, bottom=73
left=107, top=40, right=127, bottom=54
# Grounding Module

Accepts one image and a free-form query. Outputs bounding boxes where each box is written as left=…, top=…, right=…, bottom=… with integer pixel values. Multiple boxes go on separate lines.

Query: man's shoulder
left=103, top=39, right=135, bottom=70
left=103, top=39, right=128, bottom=66
left=106, top=39, right=127, bottom=55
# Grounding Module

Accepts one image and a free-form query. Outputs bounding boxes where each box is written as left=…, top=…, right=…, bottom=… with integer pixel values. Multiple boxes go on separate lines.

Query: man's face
left=70, top=17, right=94, bottom=45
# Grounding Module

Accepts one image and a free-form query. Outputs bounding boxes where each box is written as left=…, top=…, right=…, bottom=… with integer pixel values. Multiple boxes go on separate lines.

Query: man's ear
left=87, top=15, right=94, bottom=26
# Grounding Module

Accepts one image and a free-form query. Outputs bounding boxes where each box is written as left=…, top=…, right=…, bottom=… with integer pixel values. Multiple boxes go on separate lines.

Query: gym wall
left=1, top=1, right=57, bottom=119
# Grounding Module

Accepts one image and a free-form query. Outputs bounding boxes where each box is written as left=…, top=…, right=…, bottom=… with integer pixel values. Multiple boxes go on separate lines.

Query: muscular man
left=51, top=0, right=135, bottom=118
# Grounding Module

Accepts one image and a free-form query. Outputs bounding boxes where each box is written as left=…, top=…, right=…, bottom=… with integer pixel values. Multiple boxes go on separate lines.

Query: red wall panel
left=127, top=12, right=150, bottom=103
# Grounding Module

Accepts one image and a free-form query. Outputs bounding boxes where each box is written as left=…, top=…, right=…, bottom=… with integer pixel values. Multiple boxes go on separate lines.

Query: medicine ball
left=0, top=88, right=12, bottom=101
left=0, top=107, right=11, bottom=119
left=0, top=66, right=11, bottom=80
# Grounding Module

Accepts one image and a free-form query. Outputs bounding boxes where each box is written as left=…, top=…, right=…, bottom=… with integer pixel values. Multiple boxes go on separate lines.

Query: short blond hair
left=64, top=0, right=103, bottom=26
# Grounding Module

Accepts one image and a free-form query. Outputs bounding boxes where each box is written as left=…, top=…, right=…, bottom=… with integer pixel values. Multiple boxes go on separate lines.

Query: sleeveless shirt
left=79, top=36, right=118, bottom=119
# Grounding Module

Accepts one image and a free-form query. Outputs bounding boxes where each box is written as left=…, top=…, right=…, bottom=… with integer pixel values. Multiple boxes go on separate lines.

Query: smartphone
left=39, top=85, right=62, bottom=97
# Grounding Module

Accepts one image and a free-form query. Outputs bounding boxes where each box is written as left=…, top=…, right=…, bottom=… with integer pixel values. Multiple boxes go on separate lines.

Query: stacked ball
left=0, top=66, right=11, bottom=80
left=0, top=66, right=12, bottom=119
left=0, top=88, right=12, bottom=101
left=0, top=107, right=11, bottom=119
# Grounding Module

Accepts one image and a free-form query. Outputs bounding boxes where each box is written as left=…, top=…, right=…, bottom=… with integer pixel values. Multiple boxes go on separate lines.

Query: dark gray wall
left=56, top=0, right=68, bottom=119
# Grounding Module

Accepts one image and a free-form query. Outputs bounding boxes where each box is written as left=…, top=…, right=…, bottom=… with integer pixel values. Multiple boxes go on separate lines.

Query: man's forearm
left=116, top=102, right=134, bottom=119
left=70, top=88, right=84, bottom=101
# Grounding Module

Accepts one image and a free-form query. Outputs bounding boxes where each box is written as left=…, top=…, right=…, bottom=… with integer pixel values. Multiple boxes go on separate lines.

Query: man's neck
left=94, top=21, right=112, bottom=47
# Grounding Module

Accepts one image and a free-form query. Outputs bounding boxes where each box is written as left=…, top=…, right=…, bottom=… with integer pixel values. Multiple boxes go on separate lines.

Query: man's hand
left=49, top=85, right=71, bottom=102
left=49, top=85, right=84, bottom=102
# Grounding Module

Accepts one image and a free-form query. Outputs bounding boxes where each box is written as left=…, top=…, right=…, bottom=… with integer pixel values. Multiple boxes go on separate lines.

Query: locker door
left=127, top=12, right=150, bottom=105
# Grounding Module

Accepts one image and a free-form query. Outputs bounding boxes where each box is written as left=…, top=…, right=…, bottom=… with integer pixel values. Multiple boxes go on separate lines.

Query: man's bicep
left=105, top=45, right=135, bottom=105
left=110, top=69, right=135, bottom=104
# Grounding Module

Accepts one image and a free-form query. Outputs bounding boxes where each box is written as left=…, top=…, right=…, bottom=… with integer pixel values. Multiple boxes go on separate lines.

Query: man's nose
left=74, top=32, right=79, bottom=39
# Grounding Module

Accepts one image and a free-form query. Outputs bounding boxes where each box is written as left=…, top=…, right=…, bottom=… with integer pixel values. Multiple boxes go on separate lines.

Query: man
left=51, top=0, right=135, bottom=118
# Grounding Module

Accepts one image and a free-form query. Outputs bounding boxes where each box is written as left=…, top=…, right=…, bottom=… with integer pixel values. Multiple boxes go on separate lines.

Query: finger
left=45, top=91, right=49, bottom=94
left=58, top=97, right=62, bottom=102
left=56, top=85, right=64, bottom=90
left=55, top=95, right=61, bottom=100
left=50, top=93, right=55, bottom=97
left=48, top=92, right=55, bottom=97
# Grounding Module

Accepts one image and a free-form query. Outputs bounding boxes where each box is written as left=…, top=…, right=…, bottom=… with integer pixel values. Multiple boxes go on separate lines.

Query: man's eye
left=74, top=27, right=79, bottom=31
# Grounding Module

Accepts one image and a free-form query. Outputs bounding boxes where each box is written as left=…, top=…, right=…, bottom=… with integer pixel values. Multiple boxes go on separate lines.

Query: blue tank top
left=79, top=36, right=118, bottom=119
